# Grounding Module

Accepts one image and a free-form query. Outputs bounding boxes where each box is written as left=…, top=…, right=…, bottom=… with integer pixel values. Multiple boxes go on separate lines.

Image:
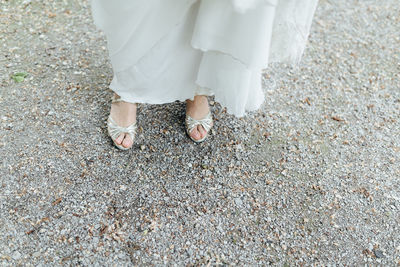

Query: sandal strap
left=185, top=111, right=213, bottom=134
left=107, top=116, right=137, bottom=141
left=111, top=95, right=124, bottom=104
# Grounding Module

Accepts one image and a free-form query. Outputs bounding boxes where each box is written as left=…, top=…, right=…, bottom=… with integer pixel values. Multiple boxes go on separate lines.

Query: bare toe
left=122, top=135, right=133, bottom=148
left=115, top=134, right=125, bottom=145
left=190, top=128, right=201, bottom=140
left=197, top=125, right=207, bottom=139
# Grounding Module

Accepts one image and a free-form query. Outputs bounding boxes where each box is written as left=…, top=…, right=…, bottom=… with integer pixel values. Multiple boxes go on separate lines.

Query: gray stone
left=12, top=251, right=21, bottom=260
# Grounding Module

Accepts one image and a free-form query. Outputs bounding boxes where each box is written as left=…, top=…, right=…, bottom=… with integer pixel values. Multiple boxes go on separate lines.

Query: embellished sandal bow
left=107, top=96, right=137, bottom=150
left=185, top=111, right=213, bottom=143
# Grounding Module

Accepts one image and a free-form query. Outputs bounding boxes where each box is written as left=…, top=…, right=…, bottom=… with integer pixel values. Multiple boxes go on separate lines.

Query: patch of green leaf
left=11, top=72, right=28, bottom=83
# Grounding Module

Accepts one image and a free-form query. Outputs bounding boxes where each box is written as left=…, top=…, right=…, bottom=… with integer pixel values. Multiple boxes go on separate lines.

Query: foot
left=185, top=95, right=212, bottom=141
left=109, top=93, right=137, bottom=149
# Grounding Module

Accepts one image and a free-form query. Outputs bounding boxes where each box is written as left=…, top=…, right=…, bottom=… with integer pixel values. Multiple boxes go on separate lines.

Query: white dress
left=91, top=0, right=318, bottom=117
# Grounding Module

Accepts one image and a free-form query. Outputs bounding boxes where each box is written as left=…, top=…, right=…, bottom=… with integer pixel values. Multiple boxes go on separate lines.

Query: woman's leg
left=185, top=95, right=212, bottom=141
left=109, top=93, right=137, bottom=149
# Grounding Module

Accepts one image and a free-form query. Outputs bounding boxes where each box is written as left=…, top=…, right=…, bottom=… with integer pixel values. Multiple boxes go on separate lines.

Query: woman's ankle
left=110, top=98, right=137, bottom=127
left=186, top=95, right=209, bottom=119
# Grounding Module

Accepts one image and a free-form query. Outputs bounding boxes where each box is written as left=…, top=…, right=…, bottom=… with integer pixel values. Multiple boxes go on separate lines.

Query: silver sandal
left=107, top=95, right=137, bottom=150
left=185, top=111, right=213, bottom=143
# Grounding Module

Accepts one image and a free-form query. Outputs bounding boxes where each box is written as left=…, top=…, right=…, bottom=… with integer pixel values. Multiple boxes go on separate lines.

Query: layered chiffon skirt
left=91, top=0, right=319, bottom=117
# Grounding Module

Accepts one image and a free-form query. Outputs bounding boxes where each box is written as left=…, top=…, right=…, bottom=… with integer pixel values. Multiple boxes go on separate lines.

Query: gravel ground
left=1, top=0, right=399, bottom=265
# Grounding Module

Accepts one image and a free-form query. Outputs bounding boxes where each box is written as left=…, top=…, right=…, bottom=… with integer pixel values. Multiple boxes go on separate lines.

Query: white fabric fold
left=232, top=0, right=278, bottom=13
left=91, top=0, right=318, bottom=117
left=269, top=0, right=319, bottom=64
